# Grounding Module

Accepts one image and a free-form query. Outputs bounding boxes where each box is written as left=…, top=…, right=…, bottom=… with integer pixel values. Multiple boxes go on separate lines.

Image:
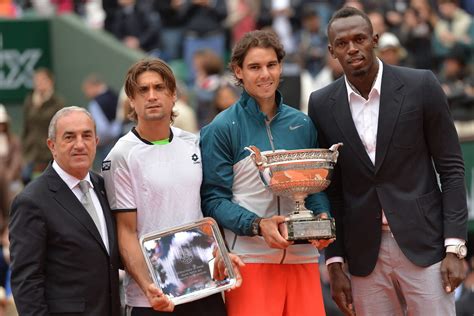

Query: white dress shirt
left=346, top=60, right=382, bottom=165
left=52, top=161, right=110, bottom=253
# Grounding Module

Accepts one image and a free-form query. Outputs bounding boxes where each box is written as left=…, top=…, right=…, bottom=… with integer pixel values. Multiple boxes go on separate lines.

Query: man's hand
left=145, top=283, right=174, bottom=312
left=310, top=213, right=335, bottom=250
left=260, top=215, right=292, bottom=249
left=213, top=250, right=245, bottom=289
left=328, top=263, right=355, bottom=316
left=441, top=253, right=466, bottom=293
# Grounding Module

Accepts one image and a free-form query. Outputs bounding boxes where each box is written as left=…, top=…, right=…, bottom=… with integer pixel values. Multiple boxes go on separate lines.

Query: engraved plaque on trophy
left=246, top=143, right=343, bottom=242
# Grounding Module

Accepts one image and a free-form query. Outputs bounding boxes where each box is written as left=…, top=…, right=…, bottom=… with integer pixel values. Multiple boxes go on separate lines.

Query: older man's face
left=47, top=111, right=98, bottom=179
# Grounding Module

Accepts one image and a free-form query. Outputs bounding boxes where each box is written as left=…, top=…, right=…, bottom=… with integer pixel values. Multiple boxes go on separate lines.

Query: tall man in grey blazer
left=308, top=7, right=468, bottom=316
left=9, top=106, right=121, bottom=315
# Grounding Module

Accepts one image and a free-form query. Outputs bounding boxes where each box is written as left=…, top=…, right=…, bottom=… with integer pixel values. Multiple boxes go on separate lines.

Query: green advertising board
left=0, top=18, right=51, bottom=103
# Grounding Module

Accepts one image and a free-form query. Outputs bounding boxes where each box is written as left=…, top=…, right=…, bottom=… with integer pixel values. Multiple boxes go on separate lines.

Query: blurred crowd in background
left=1, top=0, right=474, bottom=130
left=0, top=0, right=474, bottom=315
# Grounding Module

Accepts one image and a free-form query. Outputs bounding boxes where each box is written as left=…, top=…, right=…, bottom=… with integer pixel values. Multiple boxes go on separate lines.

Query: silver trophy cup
left=246, top=143, right=343, bottom=242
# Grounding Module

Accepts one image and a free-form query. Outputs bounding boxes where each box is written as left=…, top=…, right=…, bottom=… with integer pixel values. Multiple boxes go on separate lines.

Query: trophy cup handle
left=245, top=146, right=271, bottom=187
left=329, top=143, right=343, bottom=162
left=245, top=146, right=264, bottom=168
left=329, top=143, right=343, bottom=152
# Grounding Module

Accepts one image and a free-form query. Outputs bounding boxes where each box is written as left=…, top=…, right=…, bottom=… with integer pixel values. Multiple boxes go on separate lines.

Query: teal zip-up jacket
left=200, top=90, right=331, bottom=264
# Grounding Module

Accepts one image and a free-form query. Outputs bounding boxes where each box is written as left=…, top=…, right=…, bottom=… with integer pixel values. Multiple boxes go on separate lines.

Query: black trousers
left=126, top=293, right=226, bottom=316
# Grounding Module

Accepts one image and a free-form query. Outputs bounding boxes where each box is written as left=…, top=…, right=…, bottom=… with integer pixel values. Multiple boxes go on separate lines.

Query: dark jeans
left=126, top=293, right=226, bottom=316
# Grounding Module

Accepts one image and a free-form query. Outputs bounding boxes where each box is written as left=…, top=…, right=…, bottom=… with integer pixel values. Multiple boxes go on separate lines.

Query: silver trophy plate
left=139, top=218, right=236, bottom=305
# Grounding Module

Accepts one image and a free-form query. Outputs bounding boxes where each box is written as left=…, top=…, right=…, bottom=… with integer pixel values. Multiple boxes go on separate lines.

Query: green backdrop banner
left=0, top=18, right=51, bottom=103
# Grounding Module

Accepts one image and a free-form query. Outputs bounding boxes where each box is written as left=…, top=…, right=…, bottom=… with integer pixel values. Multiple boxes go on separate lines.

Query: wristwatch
left=251, top=217, right=262, bottom=236
left=446, top=244, right=468, bottom=259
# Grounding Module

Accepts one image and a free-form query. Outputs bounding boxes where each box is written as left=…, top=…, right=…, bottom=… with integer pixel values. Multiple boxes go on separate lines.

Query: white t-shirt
left=102, top=126, right=203, bottom=307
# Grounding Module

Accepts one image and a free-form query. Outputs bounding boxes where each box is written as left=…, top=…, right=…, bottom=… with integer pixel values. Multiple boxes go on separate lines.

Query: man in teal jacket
left=200, top=30, right=332, bottom=316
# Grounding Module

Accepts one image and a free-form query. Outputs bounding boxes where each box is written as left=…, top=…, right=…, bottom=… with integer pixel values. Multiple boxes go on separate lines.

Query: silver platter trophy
left=139, top=218, right=236, bottom=305
left=246, top=143, right=343, bottom=242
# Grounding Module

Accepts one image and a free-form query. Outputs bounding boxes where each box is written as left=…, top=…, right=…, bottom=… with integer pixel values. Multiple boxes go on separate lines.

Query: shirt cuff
left=444, top=238, right=466, bottom=246
left=326, top=256, right=344, bottom=266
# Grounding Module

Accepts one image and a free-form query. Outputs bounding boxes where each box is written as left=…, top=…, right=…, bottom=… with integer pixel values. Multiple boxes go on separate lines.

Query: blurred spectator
left=377, top=32, right=408, bottom=65
left=193, top=49, right=226, bottom=128
left=294, top=10, right=327, bottom=77
left=433, top=0, right=474, bottom=66
left=82, top=74, right=121, bottom=171
left=173, top=82, right=199, bottom=133
left=181, top=0, right=227, bottom=86
left=368, top=10, right=388, bottom=36
left=52, top=0, right=75, bottom=14
left=102, top=0, right=119, bottom=32
left=21, top=68, right=63, bottom=185
left=225, top=0, right=258, bottom=47
left=439, top=44, right=474, bottom=127
left=28, top=0, right=56, bottom=15
left=271, top=0, right=296, bottom=55
left=0, top=105, right=22, bottom=226
left=115, top=87, right=134, bottom=136
left=0, top=0, right=17, bottom=17
left=110, top=0, right=160, bottom=53
left=154, top=0, right=186, bottom=61
left=342, top=0, right=364, bottom=11
left=295, top=1, right=338, bottom=32
left=83, top=0, right=106, bottom=29
left=211, top=82, right=240, bottom=115
left=384, top=0, right=410, bottom=31
left=399, top=0, right=436, bottom=69
left=300, top=54, right=343, bottom=113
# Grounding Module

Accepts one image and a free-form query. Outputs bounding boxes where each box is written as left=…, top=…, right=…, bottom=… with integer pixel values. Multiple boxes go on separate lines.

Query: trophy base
left=285, top=215, right=336, bottom=242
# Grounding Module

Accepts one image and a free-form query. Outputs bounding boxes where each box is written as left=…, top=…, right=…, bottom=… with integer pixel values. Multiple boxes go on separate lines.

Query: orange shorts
left=225, top=263, right=326, bottom=316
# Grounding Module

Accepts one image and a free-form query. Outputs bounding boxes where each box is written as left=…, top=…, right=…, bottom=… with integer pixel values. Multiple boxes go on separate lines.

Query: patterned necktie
left=78, top=180, right=102, bottom=236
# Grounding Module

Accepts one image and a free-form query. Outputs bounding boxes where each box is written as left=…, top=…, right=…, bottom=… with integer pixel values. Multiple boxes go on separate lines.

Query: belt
left=381, top=224, right=391, bottom=231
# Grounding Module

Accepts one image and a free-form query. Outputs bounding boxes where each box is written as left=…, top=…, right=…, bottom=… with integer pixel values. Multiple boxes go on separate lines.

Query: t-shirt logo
left=102, top=160, right=111, bottom=171
left=191, top=154, right=200, bottom=164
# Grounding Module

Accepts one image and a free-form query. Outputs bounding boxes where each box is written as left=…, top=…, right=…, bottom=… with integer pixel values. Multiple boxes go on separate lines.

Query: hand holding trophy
left=246, top=143, right=343, bottom=243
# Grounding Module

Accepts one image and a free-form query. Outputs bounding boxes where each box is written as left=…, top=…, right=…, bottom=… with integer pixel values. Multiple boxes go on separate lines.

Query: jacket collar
left=330, top=63, right=405, bottom=174
left=239, top=89, right=284, bottom=121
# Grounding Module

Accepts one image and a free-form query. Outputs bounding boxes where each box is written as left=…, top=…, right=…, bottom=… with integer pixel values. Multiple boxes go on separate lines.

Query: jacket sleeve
left=9, top=193, right=49, bottom=316
left=308, top=91, right=346, bottom=259
left=422, top=70, right=468, bottom=240
left=200, top=121, right=258, bottom=236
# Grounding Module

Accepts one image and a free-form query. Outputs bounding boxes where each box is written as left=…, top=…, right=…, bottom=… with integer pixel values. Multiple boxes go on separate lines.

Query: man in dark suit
left=308, top=7, right=468, bottom=316
left=9, top=106, right=121, bottom=315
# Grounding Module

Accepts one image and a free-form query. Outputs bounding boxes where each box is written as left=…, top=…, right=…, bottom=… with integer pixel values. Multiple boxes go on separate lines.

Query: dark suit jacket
left=9, top=165, right=121, bottom=315
left=308, top=63, right=468, bottom=276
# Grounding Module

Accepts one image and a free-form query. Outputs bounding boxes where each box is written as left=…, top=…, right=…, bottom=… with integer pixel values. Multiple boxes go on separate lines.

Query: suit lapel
left=45, top=167, right=108, bottom=254
left=331, top=79, right=375, bottom=173
left=374, top=65, right=404, bottom=174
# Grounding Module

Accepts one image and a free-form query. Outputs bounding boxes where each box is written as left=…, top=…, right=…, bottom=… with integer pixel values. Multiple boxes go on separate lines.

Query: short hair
left=83, top=73, right=105, bottom=86
left=327, top=6, right=373, bottom=39
left=229, top=30, right=286, bottom=86
left=48, top=106, right=95, bottom=140
left=194, top=49, right=224, bottom=76
left=34, top=67, right=55, bottom=82
left=124, top=58, right=177, bottom=123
